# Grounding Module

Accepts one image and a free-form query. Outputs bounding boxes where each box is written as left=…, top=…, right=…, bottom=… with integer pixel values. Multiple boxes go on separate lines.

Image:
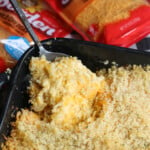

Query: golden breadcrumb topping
left=1, top=57, right=150, bottom=150
left=28, top=56, right=104, bottom=129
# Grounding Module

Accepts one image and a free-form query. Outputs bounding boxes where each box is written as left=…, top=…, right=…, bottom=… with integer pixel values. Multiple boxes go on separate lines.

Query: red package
left=0, top=0, right=72, bottom=41
left=46, top=0, right=150, bottom=47
left=0, top=57, right=7, bottom=73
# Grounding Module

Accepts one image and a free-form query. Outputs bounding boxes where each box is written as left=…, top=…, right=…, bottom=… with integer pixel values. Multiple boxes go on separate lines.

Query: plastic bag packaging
left=0, top=0, right=75, bottom=72
left=0, top=0, right=73, bottom=40
left=0, top=27, right=22, bottom=73
left=46, top=0, right=150, bottom=48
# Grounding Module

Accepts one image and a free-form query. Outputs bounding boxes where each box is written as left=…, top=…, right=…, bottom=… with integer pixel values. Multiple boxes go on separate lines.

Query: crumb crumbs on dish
left=1, top=56, right=150, bottom=150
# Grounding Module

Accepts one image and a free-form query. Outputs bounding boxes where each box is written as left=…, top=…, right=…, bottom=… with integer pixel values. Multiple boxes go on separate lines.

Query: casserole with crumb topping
left=1, top=56, right=150, bottom=150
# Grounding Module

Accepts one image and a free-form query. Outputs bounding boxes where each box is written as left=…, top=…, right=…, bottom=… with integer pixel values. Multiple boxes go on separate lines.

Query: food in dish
left=1, top=56, right=150, bottom=150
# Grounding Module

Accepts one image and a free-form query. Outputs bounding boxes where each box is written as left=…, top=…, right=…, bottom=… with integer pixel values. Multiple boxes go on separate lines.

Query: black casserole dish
left=0, top=38, right=150, bottom=144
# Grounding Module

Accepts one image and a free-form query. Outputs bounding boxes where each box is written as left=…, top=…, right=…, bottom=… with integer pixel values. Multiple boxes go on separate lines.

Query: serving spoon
left=9, top=0, right=67, bottom=61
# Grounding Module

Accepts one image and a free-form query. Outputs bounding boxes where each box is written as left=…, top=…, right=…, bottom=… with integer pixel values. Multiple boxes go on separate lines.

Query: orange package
left=0, top=0, right=73, bottom=72
left=46, top=0, right=150, bottom=47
